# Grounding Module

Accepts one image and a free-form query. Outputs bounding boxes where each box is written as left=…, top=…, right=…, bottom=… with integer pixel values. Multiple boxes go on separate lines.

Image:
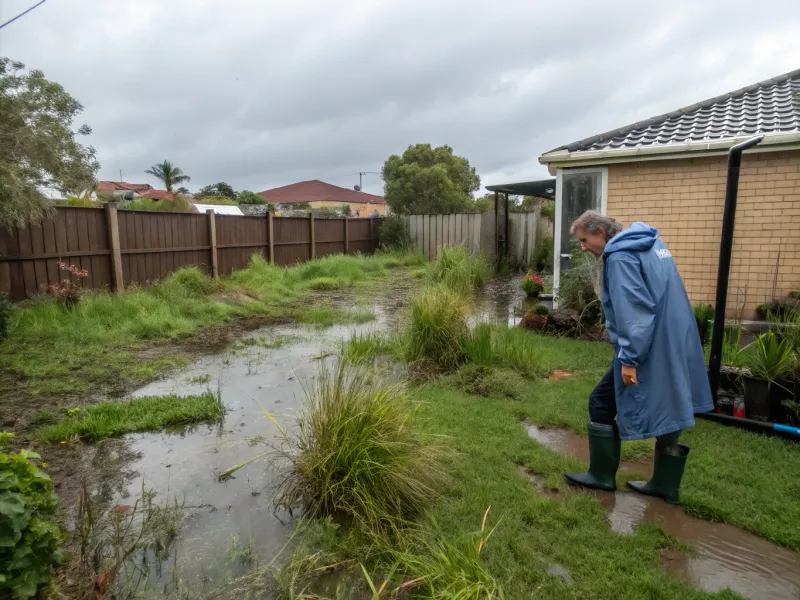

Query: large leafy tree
left=196, top=181, right=235, bottom=199
left=145, top=160, right=191, bottom=192
left=0, top=58, right=99, bottom=229
left=382, top=144, right=480, bottom=215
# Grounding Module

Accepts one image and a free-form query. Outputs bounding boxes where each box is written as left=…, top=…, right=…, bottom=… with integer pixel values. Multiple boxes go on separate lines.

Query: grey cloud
left=1, top=0, right=798, bottom=197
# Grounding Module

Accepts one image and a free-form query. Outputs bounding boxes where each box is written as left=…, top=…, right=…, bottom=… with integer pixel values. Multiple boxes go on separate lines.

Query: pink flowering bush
left=49, top=262, right=89, bottom=307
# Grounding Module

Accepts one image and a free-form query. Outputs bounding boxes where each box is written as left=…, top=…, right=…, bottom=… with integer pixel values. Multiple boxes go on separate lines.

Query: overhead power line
left=0, top=0, right=49, bottom=32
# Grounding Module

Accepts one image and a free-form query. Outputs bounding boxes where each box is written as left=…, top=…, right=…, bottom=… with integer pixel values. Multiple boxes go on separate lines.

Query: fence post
left=267, top=211, right=275, bottom=264
left=309, top=211, right=316, bottom=259
left=104, top=203, right=124, bottom=292
left=207, top=209, right=218, bottom=278
left=344, top=218, right=349, bottom=255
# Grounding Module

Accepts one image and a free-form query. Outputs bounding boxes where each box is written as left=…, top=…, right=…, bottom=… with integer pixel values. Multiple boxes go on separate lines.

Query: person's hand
left=621, top=365, right=637, bottom=386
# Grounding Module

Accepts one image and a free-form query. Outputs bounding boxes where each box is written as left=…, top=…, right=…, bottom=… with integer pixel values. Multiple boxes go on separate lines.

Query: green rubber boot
left=627, top=443, right=689, bottom=504
left=564, top=422, right=621, bottom=491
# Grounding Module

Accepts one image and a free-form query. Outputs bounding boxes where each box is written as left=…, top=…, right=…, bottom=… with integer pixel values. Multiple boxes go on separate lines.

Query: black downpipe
left=707, top=136, right=764, bottom=404
left=504, top=192, right=510, bottom=261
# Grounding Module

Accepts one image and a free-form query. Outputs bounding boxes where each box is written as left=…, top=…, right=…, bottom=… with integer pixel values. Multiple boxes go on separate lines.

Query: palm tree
left=145, top=160, right=191, bottom=192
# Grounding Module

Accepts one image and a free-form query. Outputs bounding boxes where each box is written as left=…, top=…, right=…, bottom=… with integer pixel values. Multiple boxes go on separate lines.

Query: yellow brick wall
left=604, top=150, right=800, bottom=318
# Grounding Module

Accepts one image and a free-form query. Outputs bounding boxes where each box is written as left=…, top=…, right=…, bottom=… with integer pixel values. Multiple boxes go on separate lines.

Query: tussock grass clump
left=406, top=285, right=469, bottom=372
left=425, top=246, right=491, bottom=294
left=35, top=391, right=224, bottom=442
left=464, top=323, right=542, bottom=376
left=448, top=364, right=524, bottom=399
left=343, top=331, right=399, bottom=364
left=274, top=361, right=445, bottom=531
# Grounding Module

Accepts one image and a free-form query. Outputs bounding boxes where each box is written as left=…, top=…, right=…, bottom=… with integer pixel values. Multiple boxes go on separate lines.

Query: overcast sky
left=2, top=0, right=799, bottom=197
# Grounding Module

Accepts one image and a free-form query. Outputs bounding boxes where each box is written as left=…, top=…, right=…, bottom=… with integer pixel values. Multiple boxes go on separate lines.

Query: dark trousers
left=589, top=365, right=681, bottom=446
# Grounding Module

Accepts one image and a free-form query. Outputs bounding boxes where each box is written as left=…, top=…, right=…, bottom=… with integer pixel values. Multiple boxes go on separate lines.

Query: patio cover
left=485, top=178, right=556, bottom=200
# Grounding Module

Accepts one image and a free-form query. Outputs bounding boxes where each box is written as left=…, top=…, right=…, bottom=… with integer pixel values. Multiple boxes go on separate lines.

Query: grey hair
left=570, top=210, right=623, bottom=239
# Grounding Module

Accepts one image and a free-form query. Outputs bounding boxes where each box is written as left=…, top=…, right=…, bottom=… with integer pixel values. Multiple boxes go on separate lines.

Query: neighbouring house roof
left=96, top=181, right=153, bottom=193
left=257, top=180, right=386, bottom=205
left=193, top=203, right=244, bottom=216
left=138, top=189, right=176, bottom=200
left=541, top=68, right=800, bottom=165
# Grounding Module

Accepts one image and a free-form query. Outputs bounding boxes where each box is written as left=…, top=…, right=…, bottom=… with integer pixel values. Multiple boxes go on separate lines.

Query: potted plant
left=740, top=332, right=794, bottom=421
left=521, top=273, right=543, bottom=298
left=49, top=262, right=89, bottom=309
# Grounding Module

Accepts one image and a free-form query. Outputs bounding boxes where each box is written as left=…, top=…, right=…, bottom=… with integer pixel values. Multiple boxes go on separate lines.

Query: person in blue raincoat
left=564, top=211, right=713, bottom=503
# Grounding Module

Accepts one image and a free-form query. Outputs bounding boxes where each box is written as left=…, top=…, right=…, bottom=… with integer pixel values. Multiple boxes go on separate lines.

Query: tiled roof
left=138, top=189, right=175, bottom=200
left=96, top=181, right=153, bottom=193
left=548, top=68, right=800, bottom=154
left=257, top=180, right=386, bottom=205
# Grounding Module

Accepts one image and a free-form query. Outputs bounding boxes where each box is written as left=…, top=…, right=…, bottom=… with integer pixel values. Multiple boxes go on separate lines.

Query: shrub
left=65, top=196, right=97, bottom=207
left=236, top=190, right=267, bottom=205
left=556, top=242, right=602, bottom=323
left=693, top=303, right=714, bottom=345
left=378, top=215, right=412, bottom=251
left=533, top=303, right=550, bottom=316
left=741, top=332, right=794, bottom=383
left=406, top=285, right=469, bottom=371
left=125, top=195, right=194, bottom=213
left=0, top=433, right=64, bottom=598
left=425, top=246, right=491, bottom=294
left=531, top=235, right=553, bottom=272
left=0, top=292, right=11, bottom=341
left=274, top=361, right=445, bottom=531
left=49, top=262, right=89, bottom=307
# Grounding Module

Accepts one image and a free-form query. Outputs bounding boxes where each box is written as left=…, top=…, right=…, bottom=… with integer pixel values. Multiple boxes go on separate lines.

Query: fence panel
left=1, top=207, right=380, bottom=300
left=315, top=218, right=346, bottom=258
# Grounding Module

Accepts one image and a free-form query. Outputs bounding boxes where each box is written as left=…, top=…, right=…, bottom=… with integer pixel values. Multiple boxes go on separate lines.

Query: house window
left=553, top=167, right=607, bottom=302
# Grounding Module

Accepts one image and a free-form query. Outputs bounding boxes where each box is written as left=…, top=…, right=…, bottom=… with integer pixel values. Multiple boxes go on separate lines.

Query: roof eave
left=538, top=132, right=800, bottom=168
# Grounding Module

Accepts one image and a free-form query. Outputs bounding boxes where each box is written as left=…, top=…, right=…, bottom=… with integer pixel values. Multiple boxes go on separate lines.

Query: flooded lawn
left=523, top=424, right=800, bottom=600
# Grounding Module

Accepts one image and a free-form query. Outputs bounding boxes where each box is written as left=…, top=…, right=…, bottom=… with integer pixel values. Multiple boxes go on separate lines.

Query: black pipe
left=698, top=412, right=800, bottom=440
left=707, top=136, right=764, bottom=404
left=504, top=192, right=510, bottom=261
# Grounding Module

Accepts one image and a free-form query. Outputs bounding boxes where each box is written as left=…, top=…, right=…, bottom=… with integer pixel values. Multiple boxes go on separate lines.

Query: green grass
left=297, top=307, right=376, bottom=328
left=35, top=391, right=225, bottom=443
left=0, top=252, right=410, bottom=401
left=425, top=246, right=492, bottom=294
left=272, top=360, right=446, bottom=533
left=405, top=284, right=469, bottom=371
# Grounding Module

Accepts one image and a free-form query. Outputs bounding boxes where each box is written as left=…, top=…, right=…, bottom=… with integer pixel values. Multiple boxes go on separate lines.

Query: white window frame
left=553, top=166, right=608, bottom=308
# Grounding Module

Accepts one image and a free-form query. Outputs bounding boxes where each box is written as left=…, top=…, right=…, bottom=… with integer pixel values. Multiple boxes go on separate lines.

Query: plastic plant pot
left=742, top=376, right=772, bottom=421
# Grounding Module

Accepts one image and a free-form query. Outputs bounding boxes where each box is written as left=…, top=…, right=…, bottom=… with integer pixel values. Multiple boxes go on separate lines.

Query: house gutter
left=539, top=132, right=800, bottom=169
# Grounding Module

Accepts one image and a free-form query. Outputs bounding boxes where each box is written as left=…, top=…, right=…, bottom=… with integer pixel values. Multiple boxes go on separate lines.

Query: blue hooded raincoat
left=601, top=222, right=713, bottom=440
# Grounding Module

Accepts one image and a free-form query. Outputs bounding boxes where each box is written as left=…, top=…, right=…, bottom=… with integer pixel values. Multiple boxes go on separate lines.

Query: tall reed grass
left=405, top=285, right=469, bottom=371
left=273, top=360, right=445, bottom=532
left=425, top=246, right=491, bottom=294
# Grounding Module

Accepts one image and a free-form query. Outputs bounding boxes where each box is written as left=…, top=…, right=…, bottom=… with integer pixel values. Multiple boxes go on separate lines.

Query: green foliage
left=292, top=202, right=312, bottom=210
left=463, top=323, right=542, bottom=376
left=425, top=246, right=491, bottom=294
left=382, top=144, right=480, bottom=215
left=273, top=361, right=445, bottom=532
left=693, top=303, right=714, bottom=345
left=0, top=57, right=99, bottom=229
left=741, top=331, right=794, bottom=383
left=406, top=285, right=469, bottom=371
left=196, top=181, right=235, bottom=199
left=0, top=292, right=11, bottom=342
left=470, top=194, right=495, bottom=213
left=533, top=303, right=550, bottom=316
left=0, top=434, right=64, bottom=598
left=378, top=215, right=412, bottom=251
left=520, top=273, right=543, bottom=295
left=197, top=195, right=237, bottom=206
left=340, top=204, right=351, bottom=216
left=541, top=200, right=555, bottom=219
left=448, top=364, right=524, bottom=398
left=556, top=242, right=601, bottom=322
left=64, top=196, right=98, bottom=207
left=35, top=391, right=224, bottom=442
left=124, top=195, right=193, bottom=213
left=531, top=235, right=553, bottom=272
left=144, top=160, right=191, bottom=192
left=236, top=190, right=267, bottom=205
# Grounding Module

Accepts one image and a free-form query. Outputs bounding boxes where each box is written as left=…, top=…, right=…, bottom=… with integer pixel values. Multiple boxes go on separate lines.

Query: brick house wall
left=605, top=149, right=800, bottom=318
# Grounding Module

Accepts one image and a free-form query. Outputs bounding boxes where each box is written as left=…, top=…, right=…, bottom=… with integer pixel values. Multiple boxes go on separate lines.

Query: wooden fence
left=404, top=212, right=552, bottom=264
left=0, top=206, right=380, bottom=300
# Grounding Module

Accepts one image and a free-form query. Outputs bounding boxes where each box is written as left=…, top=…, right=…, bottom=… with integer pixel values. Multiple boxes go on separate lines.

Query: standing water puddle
left=79, top=296, right=405, bottom=592
left=523, top=423, right=800, bottom=599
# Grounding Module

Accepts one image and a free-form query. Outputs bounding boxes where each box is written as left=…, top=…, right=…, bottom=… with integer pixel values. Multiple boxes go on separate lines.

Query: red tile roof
left=96, top=181, right=153, bottom=193
left=257, top=180, right=385, bottom=205
left=138, top=189, right=175, bottom=200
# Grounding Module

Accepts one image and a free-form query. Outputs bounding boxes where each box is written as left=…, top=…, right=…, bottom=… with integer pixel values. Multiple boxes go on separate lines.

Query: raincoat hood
left=604, top=222, right=659, bottom=256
